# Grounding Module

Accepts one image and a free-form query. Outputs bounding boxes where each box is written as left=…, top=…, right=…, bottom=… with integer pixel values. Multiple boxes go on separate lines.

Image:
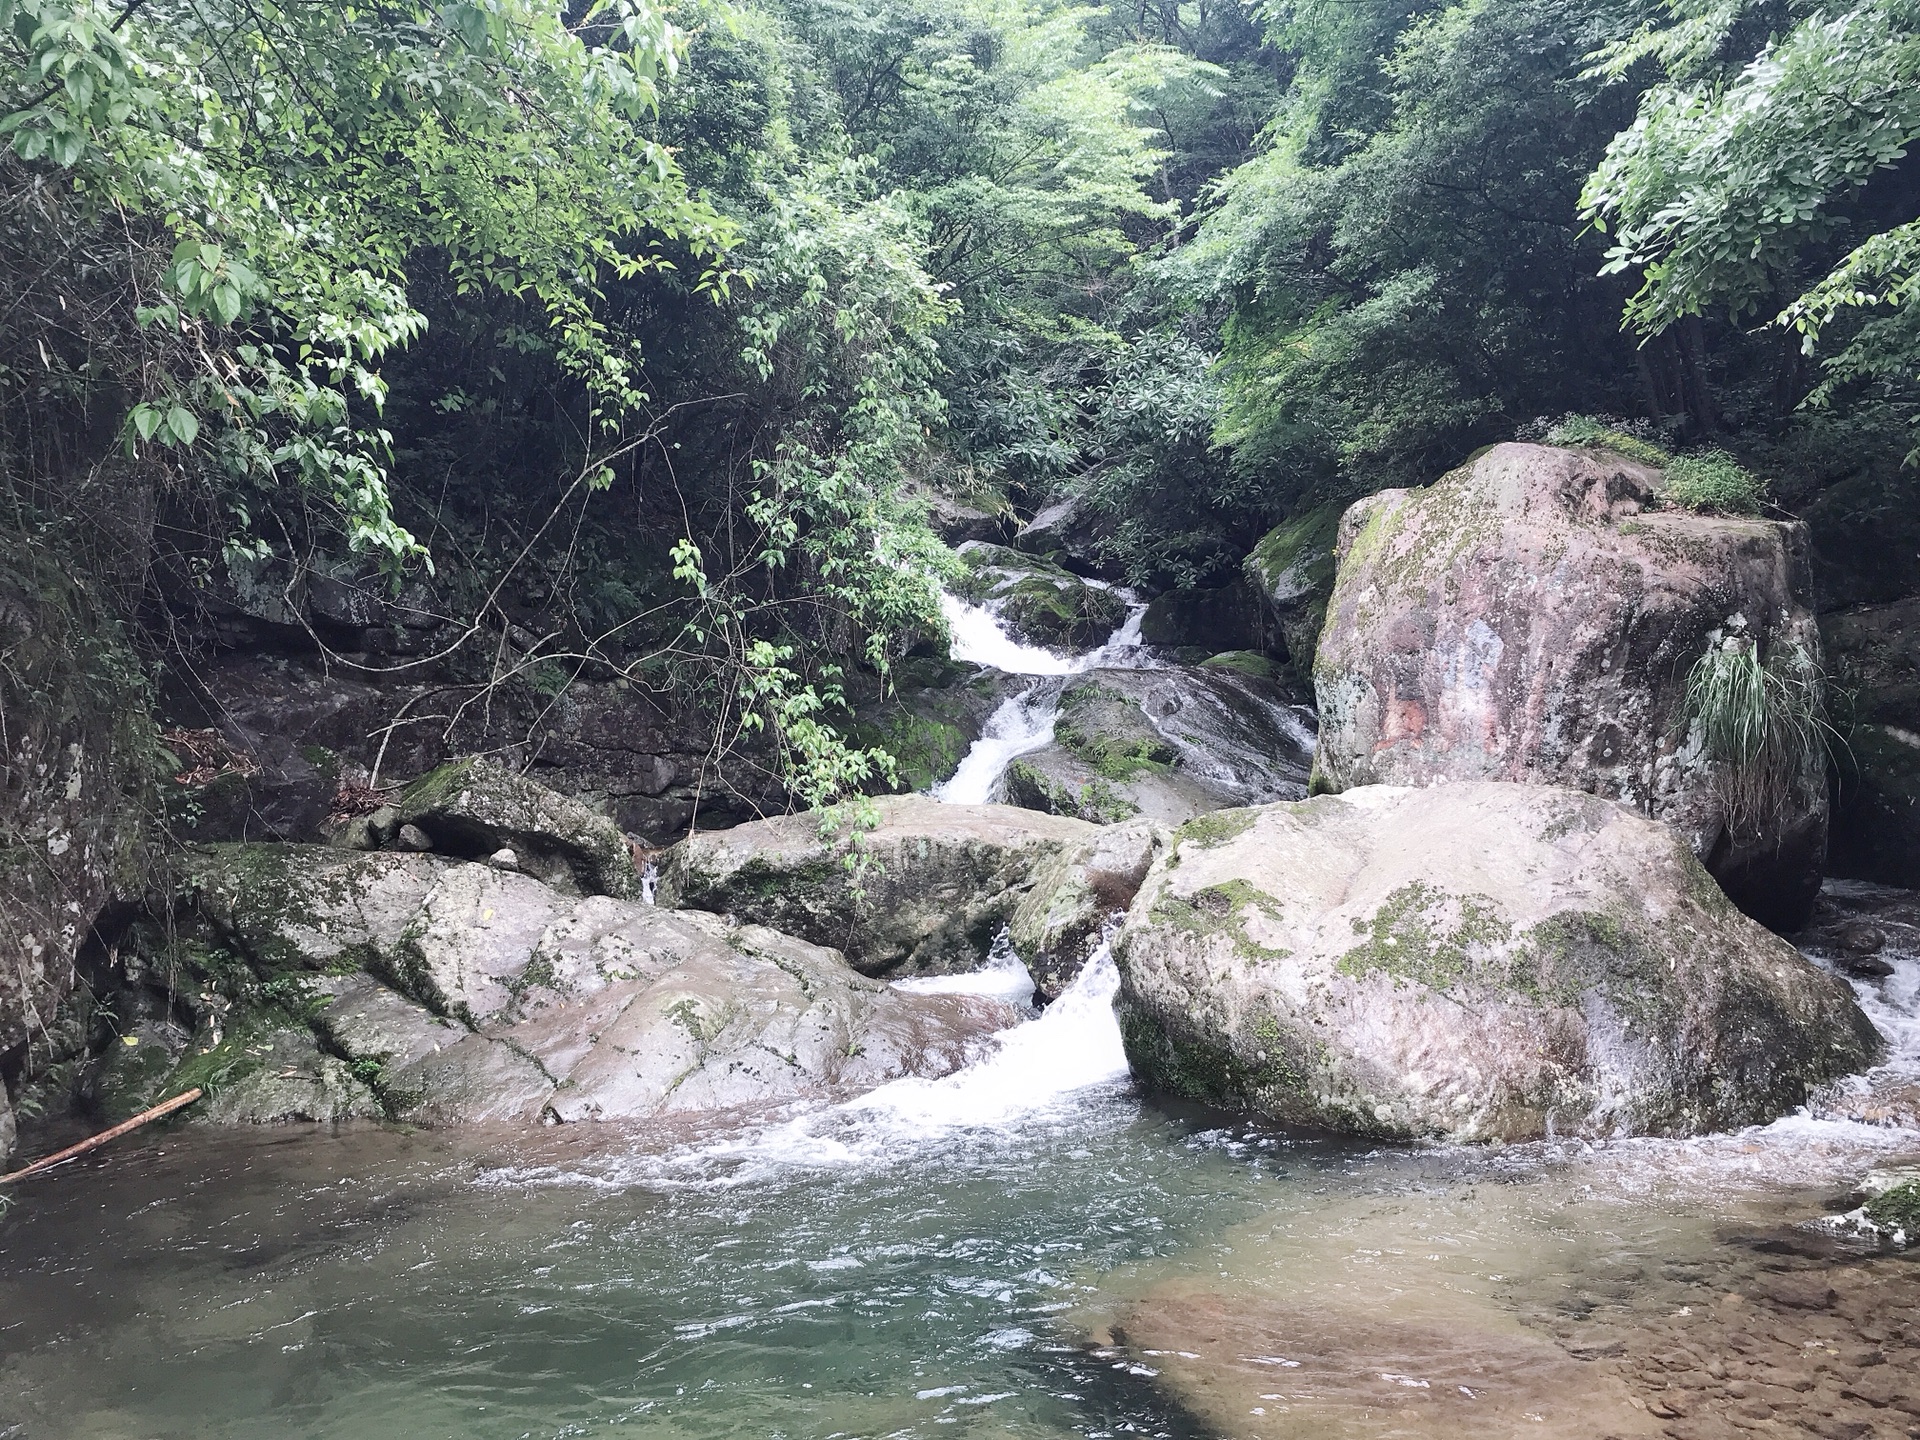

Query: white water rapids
left=930, top=588, right=1151, bottom=805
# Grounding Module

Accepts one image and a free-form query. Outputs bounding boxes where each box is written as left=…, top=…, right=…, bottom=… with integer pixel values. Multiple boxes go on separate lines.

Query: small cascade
left=581, top=937, right=1132, bottom=1189
left=933, top=586, right=1151, bottom=804
left=929, top=682, right=1063, bottom=805
left=639, top=860, right=659, bottom=906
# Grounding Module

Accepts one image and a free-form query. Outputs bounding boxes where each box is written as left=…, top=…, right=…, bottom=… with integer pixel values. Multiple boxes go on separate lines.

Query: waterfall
left=932, top=587, right=1152, bottom=805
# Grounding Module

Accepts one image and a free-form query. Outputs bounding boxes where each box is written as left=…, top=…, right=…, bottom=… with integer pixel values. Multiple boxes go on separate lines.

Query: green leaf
left=165, top=405, right=199, bottom=446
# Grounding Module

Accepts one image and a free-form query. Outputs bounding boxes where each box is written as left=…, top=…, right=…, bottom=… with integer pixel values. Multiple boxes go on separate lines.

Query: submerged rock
left=1313, top=442, right=1828, bottom=929
left=1003, top=666, right=1315, bottom=826
left=656, top=794, right=1096, bottom=975
left=393, top=755, right=639, bottom=897
left=1115, top=782, right=1880, bottom=1142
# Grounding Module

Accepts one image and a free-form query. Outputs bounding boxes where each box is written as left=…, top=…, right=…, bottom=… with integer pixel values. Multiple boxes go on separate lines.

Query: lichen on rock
left=1114, top=781, right=1880, bottom=1142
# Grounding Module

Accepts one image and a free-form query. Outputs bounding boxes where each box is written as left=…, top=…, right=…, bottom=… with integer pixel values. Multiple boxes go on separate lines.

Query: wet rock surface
left=1003, top=665, right=1315, bottom=826
left=1312, top=443, right=1828, bottom=929
left=656, top=794, right=1096, bottom=976
left=1115, top=782, right=1879, bottom=1142
left=1796, top=881, right=1920, bottom=1130
left=951, top=542, right=1129, bottom=651
left=1245, top=500, right=1343, bottom=680
left=1009, top=818, right=1167, bottom=1000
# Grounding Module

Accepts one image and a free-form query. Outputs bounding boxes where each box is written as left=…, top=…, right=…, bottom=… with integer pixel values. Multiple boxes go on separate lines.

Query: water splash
left=495, top=940, right=1132, bottom=1192
left=929, top=683, right=1061, bottom=805
left=933, top=588, right=1151, bottom=803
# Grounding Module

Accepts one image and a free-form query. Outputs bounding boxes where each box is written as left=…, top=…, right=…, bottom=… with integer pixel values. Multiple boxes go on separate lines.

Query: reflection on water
left=3, top=1098, right=1918, bottom=1440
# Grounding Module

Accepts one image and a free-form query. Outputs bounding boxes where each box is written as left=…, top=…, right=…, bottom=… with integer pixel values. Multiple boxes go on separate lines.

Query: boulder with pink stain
left=1312, top=443, right=1826, bottom=928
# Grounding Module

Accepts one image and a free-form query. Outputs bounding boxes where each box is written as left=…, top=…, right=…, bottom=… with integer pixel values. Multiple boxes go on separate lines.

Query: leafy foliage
left=1581, top=0, right=1920, bottom=456
left=1684, top=630, right=1832, bottom=832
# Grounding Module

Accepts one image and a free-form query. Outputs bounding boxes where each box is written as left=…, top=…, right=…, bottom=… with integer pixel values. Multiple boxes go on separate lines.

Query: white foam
left=848, top=944, right=1129, bottom=1131
left=505, top=943, right=1133, bottom=1193
left=889, top=935, right=1036, bottom=1007
left=932, top=586, right=1152, bottom=803
left=941, top=592, right=1082, bottom=676
left=930, top=687, right=1058, bottom=805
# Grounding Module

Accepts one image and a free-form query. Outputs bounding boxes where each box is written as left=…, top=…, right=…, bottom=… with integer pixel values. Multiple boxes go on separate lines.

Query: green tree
left=1580, top=0, right=1920, bottom=455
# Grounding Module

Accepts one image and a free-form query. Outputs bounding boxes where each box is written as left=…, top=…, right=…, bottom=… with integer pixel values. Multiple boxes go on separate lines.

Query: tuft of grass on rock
left=1543, top=413, right=1672, bottom=467
left=1663, top=450, right=1769, bottom=515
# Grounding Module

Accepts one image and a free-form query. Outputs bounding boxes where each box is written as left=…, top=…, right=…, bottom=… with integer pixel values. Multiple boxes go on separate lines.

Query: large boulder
left=950, top=542, right=1128, bottom=651
left=655, top=795, right=1097, bottom=975
left=1114, top=782, right=1880, bottom=1142
left=1824, top=598, right=1920, bottom=888
left=1003, top=666, right=1315, bottom=826
left=1313, top=442, right=1828, bottom=929
left=126, top=843, right=1020, bottom=1128
left=393, top=756, right=639, bottom=897
left=1012, top=493, right=1120, bottom=579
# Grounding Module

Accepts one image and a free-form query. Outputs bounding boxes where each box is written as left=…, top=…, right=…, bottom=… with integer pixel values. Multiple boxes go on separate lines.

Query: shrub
left=1663, top=451, right=1769, bottom=514
left=1542, top=414, right=1671, bottom=467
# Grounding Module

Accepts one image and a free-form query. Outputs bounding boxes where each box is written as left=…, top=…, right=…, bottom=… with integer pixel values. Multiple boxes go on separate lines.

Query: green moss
left=1336, top=882, right=1512, bottom=993
left=1247, top=502, right=1342, bottom=598
left=859, top=707, right=968, bottom=793
left=1201, top=650, right=1275, bottom=679
left=162, top=1021, right=275, bottom=1099
left=1172, top=808, right=1257, bottom=849
left=1119, top=1004, right=1239, bottom=1102
left=1149, top=878, right=1290, bottom=963
left=1865, top=1179, right=1920, bottom=1239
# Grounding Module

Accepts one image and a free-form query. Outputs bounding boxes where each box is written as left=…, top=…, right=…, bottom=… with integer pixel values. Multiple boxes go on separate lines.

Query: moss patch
left=1337, top=882, right=1512, bottom=993
left=1201, top=650, right=1276, bottom=679
left=1172, top=808, right=1257, bottom=850
left=1865, top=1179, right=1920, bottom=1239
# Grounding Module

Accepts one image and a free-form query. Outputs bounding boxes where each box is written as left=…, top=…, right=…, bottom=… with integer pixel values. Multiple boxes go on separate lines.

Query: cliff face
left=0, top=535, right=158, bottom=1161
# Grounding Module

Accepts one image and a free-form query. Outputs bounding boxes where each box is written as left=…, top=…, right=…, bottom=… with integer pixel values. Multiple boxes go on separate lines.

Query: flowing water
left=6, top=605, right=1920, bottom=1438
left=4, top=902, right=1920, bottom=1440
left=931, top=590, right=1151, bottom=805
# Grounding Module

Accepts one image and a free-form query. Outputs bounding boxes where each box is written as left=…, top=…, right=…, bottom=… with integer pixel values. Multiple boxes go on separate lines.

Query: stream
left=3, top=601, right=1919, bottom=1439
left=930, top=588, right=1153, bottom=806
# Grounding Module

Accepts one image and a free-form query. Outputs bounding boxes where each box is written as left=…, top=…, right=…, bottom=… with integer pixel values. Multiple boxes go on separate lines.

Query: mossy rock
left=1201, top=650, right=1275, bottom=680
left=949, top=542, right=1127, bottom=651
left=1864, top=1178, right=1920, bottom=1242
left=1245, top=502, right=1343, bottom=677
left=395, top=756, right=637, bottom=897
left=1115, top=782, right=1880, bottom=1143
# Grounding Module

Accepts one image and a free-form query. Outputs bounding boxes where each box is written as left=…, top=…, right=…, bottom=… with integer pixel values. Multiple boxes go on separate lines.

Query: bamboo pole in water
left=0, top=1088, right=203, bottom=1185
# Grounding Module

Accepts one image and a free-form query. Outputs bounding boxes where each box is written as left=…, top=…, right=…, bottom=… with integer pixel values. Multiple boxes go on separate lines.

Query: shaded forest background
left=2, top=0, right=1916, bottom=814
